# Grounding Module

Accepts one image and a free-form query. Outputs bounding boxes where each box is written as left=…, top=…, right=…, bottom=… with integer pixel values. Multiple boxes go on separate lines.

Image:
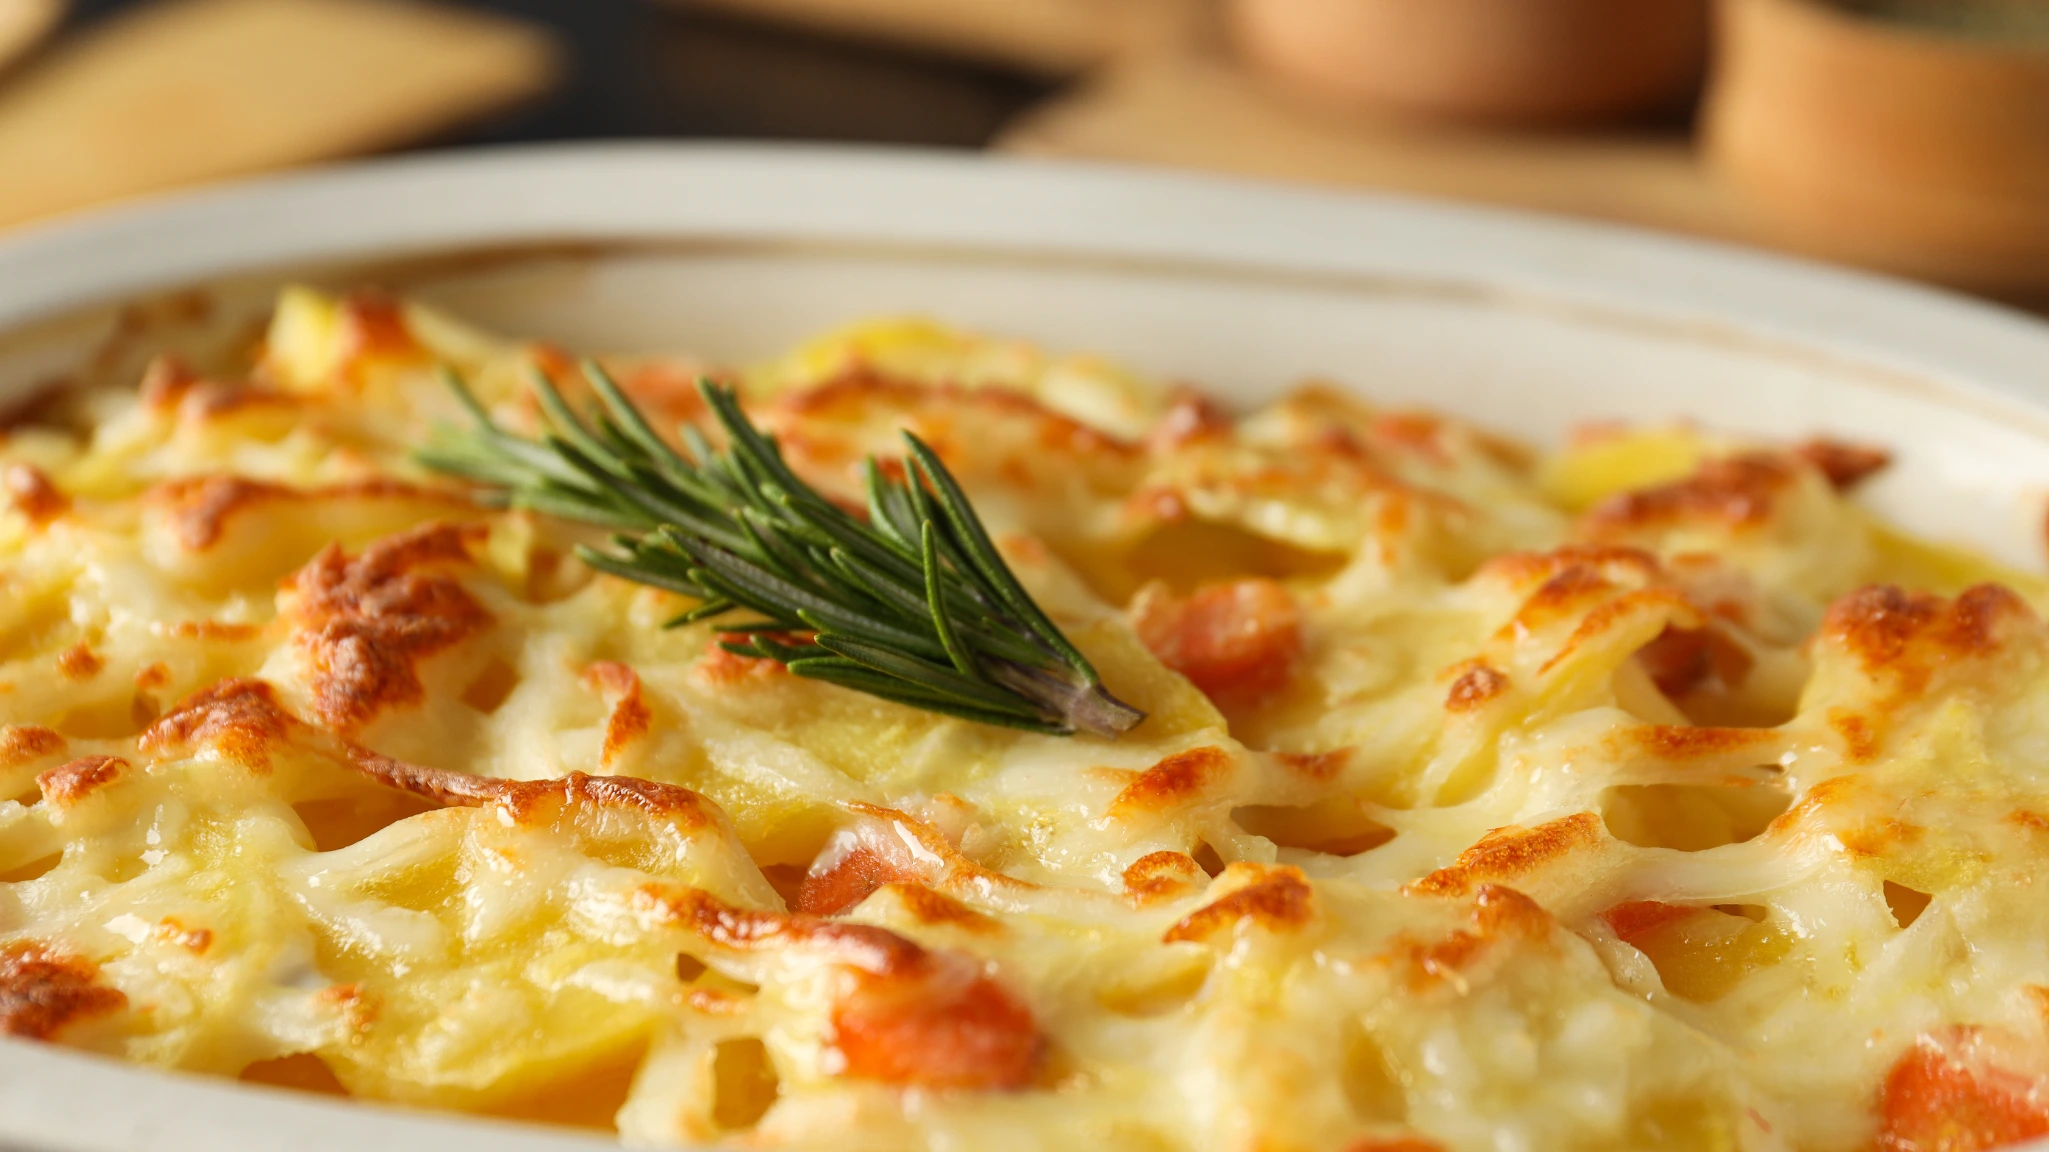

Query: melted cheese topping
left=5, top=290, right=2049, bottom=1152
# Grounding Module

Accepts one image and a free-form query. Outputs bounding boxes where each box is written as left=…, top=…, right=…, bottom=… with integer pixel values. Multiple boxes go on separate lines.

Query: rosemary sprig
left=416, top=364, right=1146, bottom=738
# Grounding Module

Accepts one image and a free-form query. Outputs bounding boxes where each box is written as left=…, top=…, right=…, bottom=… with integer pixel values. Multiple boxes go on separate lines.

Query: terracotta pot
left=1225, top=0, right=1710, bottom=126
left=1704, top=0, right=2049, bottom=295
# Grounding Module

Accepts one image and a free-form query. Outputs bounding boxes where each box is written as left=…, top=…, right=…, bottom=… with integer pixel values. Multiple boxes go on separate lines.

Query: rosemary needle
left=416, top=363, right=1147, bottom=739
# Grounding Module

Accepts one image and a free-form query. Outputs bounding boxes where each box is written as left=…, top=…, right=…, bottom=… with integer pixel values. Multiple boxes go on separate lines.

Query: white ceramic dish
left=1, top=144, right=2048, bottom=1152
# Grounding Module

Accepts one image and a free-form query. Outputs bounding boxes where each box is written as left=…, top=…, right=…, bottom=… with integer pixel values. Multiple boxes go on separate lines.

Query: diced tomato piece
left=1879, top=1029, right=2049, bottom=1152
left=1601, top=900, right=1698, bottom=945
left=1134, top=578, right=1302, bottom=705
left=832, top=953, right=1039, bottom=1090
left=797, top=845, right=919, bottom=917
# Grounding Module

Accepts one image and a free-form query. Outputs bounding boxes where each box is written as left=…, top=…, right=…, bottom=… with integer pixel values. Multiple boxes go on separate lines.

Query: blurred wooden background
left=7, top=0, right=1057, bottom=190
left=3, top=0, right=2043, bottom=314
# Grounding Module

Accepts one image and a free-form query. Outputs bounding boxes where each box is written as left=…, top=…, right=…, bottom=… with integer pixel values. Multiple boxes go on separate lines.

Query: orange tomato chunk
left=1134, top=578, right=1302, bottom=704
left=797, top=846, right=919, bottom=917
left=1879, top=1029, right=2049, bottom=1152
left=832, top=953, right=1039, bottom=1090
left=1601, top=900, right=1697, bottom=944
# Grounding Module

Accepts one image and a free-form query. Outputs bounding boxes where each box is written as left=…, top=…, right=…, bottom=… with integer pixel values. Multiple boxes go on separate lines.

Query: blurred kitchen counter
left=5, top=0, right=2043, bottom=316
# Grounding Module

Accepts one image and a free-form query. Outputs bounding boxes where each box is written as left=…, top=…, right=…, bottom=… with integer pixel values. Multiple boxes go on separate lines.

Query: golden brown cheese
left=3, top=290, right=2049, bottom=1152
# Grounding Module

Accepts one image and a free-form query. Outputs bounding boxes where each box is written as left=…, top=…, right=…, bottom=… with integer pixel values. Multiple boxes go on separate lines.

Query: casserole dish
left=2, top=145, right=2049, bottom=1151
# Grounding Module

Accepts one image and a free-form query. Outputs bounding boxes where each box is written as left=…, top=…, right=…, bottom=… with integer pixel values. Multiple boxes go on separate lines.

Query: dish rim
left=1, top=142, right=2048, bottom=1152
left=0, top=142, right=2045, bottom=404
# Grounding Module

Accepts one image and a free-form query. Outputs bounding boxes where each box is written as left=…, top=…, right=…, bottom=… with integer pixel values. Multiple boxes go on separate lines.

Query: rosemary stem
left=417, top=367, right=1148, bottom=740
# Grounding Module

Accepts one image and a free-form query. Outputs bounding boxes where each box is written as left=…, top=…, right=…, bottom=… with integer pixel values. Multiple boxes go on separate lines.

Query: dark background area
left=61, top=0, right=1055, bottom=148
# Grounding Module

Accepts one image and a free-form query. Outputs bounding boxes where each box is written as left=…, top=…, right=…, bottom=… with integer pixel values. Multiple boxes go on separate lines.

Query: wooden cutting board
left=660, top=0, right=1743, bottom=239
left=0, top=0, right=559, bottom=230
left=998, top=44, right=2049, bottom=313
left=1001, top=47, right=1751, bottom=243
left=660, top=0, right=1204, bottom=74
